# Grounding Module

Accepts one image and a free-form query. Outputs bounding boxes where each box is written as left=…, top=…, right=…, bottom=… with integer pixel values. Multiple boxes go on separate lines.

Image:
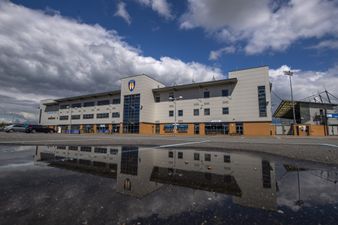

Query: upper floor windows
left=59, top=105, right=69, bottom=109
left=59, top=115, right=69, bottom=120
left=83, top=102, right=95, bottom=107
left=204, top=91, right=210, bottom=98
left=169, top=110, right=174, bottom=117
left=222, top=107, right=229, bottom=115
left=178, top=110, right=183, bottom=117
left=97, top=100, right=110, bottom=106
left=83, top=114, right=94, bottom=119
left=112, top=112, right=120, bottom=118
left=169, top=92, right=174, bottom=99
left=204, top=108, right=210, bottom=116
left=97, top=113, right=109, bottom=119
left=71, top=115, right=80, bottom=120
left=154, top=94, right=160, bottom=103
left=112, top=98, right=121, bottom=104
left=193, top=109, right=199, bottom=116
left=222, top=89, right=229, bottom=97
left=258, top=86, right=267, bottom=117
left=71, top=103, right=81, bottom=108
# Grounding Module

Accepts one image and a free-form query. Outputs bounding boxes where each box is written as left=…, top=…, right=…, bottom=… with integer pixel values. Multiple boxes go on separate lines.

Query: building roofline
left=228, top=65, right=268, bottom=73
left=53, top=90, right=121, bottom=103
left=152, top=78, right=237, bottom=93
left=120, top=74, right=165, bottom=86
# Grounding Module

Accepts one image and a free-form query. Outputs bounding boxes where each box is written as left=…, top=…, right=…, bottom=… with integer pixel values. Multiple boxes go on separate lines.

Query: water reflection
left=35, top=145, right=280, bottom=210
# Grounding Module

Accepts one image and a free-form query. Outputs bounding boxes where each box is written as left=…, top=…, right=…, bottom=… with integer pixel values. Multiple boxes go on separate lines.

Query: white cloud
left=135, top=0, right=173, bottom=19
left=180, top=0, right=338, bottom=54
left=308, top=39, right=338, bottom=50
left=114, top=2, right=132, bottom=25
left=209, top=46, right=236, bottom=60
left=0, top=2, right=223, bottom=121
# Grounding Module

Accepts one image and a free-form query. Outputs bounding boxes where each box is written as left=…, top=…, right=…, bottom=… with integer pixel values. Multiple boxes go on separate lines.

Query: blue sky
left=0, top=0, right=338, bottom=122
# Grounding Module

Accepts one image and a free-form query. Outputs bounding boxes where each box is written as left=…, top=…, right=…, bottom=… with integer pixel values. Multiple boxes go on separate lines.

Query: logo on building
left=128, top=80, right=136, bottom=92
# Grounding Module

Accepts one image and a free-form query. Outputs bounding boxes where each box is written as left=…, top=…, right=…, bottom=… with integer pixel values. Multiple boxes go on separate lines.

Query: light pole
left=67, top=105, right=72, bottom=134
left=169, top=96, right=183, bottom=134
left=284, top=70, right=297, bottom=132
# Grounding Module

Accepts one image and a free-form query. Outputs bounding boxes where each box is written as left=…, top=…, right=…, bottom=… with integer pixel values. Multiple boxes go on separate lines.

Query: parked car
left=25, top=125, right=56, bottom=133
left=4, top=124, right=26, bottom=132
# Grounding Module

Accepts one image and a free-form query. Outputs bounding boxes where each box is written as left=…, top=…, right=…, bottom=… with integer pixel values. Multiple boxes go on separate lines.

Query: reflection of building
left=35, top=145, right=277, bottom=210
left=39, top=66, right=274, bottom=136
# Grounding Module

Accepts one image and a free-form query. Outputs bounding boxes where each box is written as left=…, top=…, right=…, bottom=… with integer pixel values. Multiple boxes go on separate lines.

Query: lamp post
left=284, top=70, right=297, bottom=132
left=66, top=105, right=72, bottom=134
left=169, top=96, right=183, bottom=133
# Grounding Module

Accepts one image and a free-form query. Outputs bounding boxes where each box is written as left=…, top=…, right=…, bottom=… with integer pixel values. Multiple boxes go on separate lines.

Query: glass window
left=193, top=109, right=199, bottom=116
left=68, top=146, right=78, bottom=151
left=224, top=155, right=231, bottom=163
left=205, top=153, right=211, bottom=161
left=110, top=148, right=119, bottom=155
left=112, top=112, right=120, bottom=118
left=258, top=86, right=267, bottom=117
left=71, top=115, right=80, bottom=120
left=164, top=124, right=174, bottom=133
left=178, top=110, right=183, bottom=117
left=83, top=114, right=94, bottom=119
left=178, top=152, right=183, bottom=159
left=80, top=146, right=92, bottom=152
left=94, top=147, right=107, bottom=154
left=169, top=92, right=174, bottom=99
left=168, top=151, right=173, bottom=158
left=97, top=100, right=110, bottom=106
left=194, top=153, right=200, bottom=161
left=222, top=89, right=229, bottom=97
left=59, top=115, right=69, bottom=120
left=155, top=94, right=160, bottom=103
left=71, top=103, right=81, bottom=108
left=169, top=110, right=174, bottom=117
left=112, top=98, right=120, bottom=104
left=177, top=124, right=188, bottom=133
left=83, top=101, right=95, bottom=107
left=204, top=91, right=210, bottom=98
left=204, top=108, right=210, bottom=116
left=222, top=107, right=229, bottom=115
left=59, top=105, right=69, bottom=109
left=97, top=113, right=109, bottom=119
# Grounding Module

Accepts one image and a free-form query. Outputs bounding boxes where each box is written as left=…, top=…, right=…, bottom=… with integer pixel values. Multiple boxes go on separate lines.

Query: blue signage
left=128, top=80, right=135, bottom=92
left=327, top=114, right=338, bottom=118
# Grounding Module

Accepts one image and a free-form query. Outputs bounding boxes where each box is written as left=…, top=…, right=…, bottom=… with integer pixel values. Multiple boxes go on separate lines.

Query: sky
left=0, top=0, right=338, bottom=123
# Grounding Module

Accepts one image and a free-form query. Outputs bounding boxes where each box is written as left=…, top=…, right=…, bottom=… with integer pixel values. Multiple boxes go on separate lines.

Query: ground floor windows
left=236, top=122, right=243, bottom=135
left=123, top=124, right=139, bottom=133
left=83, top=124, right=94, bottom=133
left=112, top=124, right=120, bottom=133
left=96, top=124, right=109, bottom=133
left=164, top=124, right=174, bottom=133
left=205, top=122, right=229, bottom=135
left=194, top=123, right=200, bottom=134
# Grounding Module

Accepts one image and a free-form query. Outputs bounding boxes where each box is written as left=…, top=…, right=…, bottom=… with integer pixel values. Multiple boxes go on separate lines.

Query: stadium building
left=39, top=66, right=274, bottom=136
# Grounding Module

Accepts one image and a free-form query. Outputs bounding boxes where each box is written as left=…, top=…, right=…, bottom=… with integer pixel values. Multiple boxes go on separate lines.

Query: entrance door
left=155, top=124, right=160, bottom=134
left=194, top=123, right=200, bottom=135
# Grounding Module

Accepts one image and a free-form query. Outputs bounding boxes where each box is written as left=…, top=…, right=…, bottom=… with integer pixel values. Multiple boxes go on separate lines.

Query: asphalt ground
left=0, top=132, right=338, bottom=165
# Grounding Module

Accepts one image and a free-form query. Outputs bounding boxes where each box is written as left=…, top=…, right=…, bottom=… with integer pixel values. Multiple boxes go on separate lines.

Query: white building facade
left=40, top=66, right=273, bottom=136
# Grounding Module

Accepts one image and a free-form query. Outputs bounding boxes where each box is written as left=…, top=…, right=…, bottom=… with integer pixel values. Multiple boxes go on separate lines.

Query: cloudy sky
left=0, top=0, right=338, bottom=122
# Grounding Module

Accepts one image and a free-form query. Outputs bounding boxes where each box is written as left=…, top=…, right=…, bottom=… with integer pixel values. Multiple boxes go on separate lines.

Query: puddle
left=0, top=145, right=338, bottom=225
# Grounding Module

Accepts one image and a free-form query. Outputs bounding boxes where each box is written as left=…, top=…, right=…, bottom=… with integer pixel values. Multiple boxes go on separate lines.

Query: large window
left=59, top=105, right=69, bottom=109
left=97, top=100, right=110, bottom=106
left=177, top=124, right=188, bottom=133
left=154, top=94, right=160, bottom=103
left=83, top=102, right=95, bottom=107
left=94, top=147, right=107, bottom=154
left=123, top=94, right=140, bottom=133
left=83, top=114, right=94, bottom=119
left=193, top=109, right=199, bottom=116
left=59, top=115, right=69, bottom=120
left=258, top=86, right=267, bottom=117
left=112, top=98, right=121, bottom=104
left=222, top=107, right=229, bottom=115
left=205, top=122, right=229, bottom=135
left=71, top=115, right=80, bottom=120
left=169, top=110, right=174, bottom=117
left=222, top=89, right=229, bottom=97
left=204, top=91, right=210, bottom=98
left=204, top=108, right=210, bottom=116
left=97, top=113, right=109, bottom=119
left=71, top=103, right=81, bottom=108
left=164, top=124, right=174, bottom=133
left=178, top=110, right=183, bottom=117
left=112, top=112, right=120, bottom=118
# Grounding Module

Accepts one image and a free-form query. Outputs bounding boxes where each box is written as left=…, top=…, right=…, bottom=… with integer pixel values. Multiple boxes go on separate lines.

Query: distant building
left=40, top=66, right=274, bottom=136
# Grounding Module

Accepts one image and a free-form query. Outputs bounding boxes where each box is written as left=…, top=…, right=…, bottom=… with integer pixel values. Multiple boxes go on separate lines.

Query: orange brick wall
left=199, top=123, right=205, bottom=135
left=309, top=125, right=325, bottom=136
left=243, top=122, right=274, bottom=136
left=229, top=123, right=236, bottom=134
left=140, top=123, right=154, bottom=135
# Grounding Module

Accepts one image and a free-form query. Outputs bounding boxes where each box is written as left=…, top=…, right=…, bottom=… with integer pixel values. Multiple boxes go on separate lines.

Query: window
left=112, top=98, right=120, bottom=104
left=59, top=105, right=69, bottom=109
left=56, top=146, right=66, bottom=150
left=222, top=107, right=229, bottom=115
left=204, top=91, right=210, bottom=98
left=83, top=114, right=94, bottom=119
left=178, top=152, right=183, bottom=159
left=177, top=124, right=188, bottom=133
left=258, top=86, right=267, bottom=117
left=71, top=115, right=80, bottom=120
left=68, top=146, right=78, bottom=151
left=112, top=112, right=120, bottom=118
left=224, top=155, right=231, bottom=163
left=59, top=115, right=69, bottom=120
left=80, top=146, right=92, bottom=152
left=193, top=109, right=199, bottom=116
left=94, top=147, right=107, bottom=154
left=169, top=110, right=174, bottom=117
left=97, top=113, right=109, bottom=119
left=110, top=148, right=118, bottom=155
left=155, top=94, right=160, bottom=103
left=83, top=101, right=95, bottom=107
left=97, top=100, right=110, bottom=106
left=194, top=153, right=200, bottom=161
left=168, top=151, right=173, bottom=158
left=71, top=103, right=81, bottom=108
left=204, top=108, right=210, bottom=116
left=205, top=153, right=211, bottom=161
left=178, top=110, right=183, bottom=117
left=222, top=89, right=229, bottom=97
left=164, top=124, right=174, bottom=133
left=169, top=92, right=174, bottom=99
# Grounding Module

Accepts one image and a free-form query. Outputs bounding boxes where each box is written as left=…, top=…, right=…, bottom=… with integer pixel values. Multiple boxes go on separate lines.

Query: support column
left=229, top=123, right=236, bottom=135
